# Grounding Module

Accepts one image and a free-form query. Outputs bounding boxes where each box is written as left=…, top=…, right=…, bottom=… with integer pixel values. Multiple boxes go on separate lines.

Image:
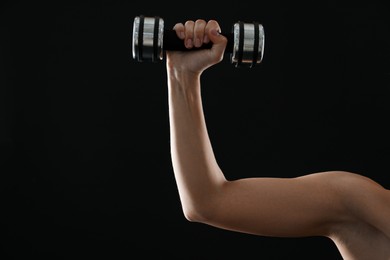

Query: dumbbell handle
left=163, top=29, right=234, bottom=52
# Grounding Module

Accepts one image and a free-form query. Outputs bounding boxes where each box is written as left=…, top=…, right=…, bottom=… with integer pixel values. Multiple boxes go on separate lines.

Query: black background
left=1, top=1, right=390, bottom=259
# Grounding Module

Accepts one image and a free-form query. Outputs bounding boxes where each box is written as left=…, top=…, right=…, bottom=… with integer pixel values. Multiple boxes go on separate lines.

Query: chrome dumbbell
left=131, top=15, right=265, bottom=68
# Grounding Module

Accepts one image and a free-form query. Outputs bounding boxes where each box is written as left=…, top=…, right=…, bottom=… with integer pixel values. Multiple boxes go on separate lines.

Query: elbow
left=181, top=204, right=216, bottom=224
left=180, top=188, right=224, bottom=224
left=182, top=207, right=203, bottom=223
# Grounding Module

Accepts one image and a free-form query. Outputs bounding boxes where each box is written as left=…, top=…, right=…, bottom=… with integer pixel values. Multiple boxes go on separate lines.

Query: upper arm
left=201, top=171, right=355, bottom=238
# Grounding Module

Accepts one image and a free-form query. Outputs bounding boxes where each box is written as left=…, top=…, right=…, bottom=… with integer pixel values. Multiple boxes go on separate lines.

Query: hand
left=166, top=19, right=228, bottom=76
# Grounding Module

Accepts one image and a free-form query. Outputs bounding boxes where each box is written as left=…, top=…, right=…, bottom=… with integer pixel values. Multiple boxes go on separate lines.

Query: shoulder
left=302, top=170, right=386, bottom=198
left=316, top=171, right=390, bottom=258
left=299, top=171, right=389, bottom=236
left=321, top=171, right=390, bottom=238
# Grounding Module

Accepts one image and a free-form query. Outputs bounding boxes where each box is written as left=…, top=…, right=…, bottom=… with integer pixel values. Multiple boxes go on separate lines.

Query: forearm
left=167, top=71, right=226, bottom=220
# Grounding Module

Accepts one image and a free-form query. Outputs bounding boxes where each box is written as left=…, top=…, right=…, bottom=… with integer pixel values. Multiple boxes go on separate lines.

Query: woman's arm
left=167, top=64, right=345, bottom=237
left=165, top=19, right=390, bottom=240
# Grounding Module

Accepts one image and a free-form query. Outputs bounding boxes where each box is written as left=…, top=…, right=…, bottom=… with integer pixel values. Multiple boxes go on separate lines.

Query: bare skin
left=166, top=19, right=390, bottom=260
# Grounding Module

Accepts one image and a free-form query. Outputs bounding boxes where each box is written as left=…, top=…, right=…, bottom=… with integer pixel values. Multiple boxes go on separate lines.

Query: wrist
left=168, top=69, right=201, bottom=91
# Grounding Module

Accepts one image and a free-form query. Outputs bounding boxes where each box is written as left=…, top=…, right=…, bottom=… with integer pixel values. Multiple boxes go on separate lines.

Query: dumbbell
left=131, top=15, right=265, bottom=68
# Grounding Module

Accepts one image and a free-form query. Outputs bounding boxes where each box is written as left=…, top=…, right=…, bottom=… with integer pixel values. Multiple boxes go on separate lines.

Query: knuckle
left=184, top=20, right=195, bottom=27
left=195, top=19, right=206, bottom=25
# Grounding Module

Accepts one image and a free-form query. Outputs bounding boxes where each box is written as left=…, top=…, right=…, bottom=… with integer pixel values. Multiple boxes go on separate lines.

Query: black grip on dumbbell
left=163, top=29, right=234, bottom=53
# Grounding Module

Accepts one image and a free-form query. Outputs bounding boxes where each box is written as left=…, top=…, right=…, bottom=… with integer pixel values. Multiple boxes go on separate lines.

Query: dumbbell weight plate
left=231, top=21, right=265, bottom=67
left=132, top=15, right=164, bottom=63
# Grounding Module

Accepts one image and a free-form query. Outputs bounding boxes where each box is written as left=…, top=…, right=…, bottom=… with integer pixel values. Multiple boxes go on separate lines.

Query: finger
left=193, top=19, right=207, bottom=48
left=184, top=20, right=195, bottom=48
left=173, top=23, right=185, bottom=40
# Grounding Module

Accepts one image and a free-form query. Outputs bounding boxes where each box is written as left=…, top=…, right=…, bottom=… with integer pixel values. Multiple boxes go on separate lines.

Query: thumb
left=208, top=28, right=228, bottom=56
